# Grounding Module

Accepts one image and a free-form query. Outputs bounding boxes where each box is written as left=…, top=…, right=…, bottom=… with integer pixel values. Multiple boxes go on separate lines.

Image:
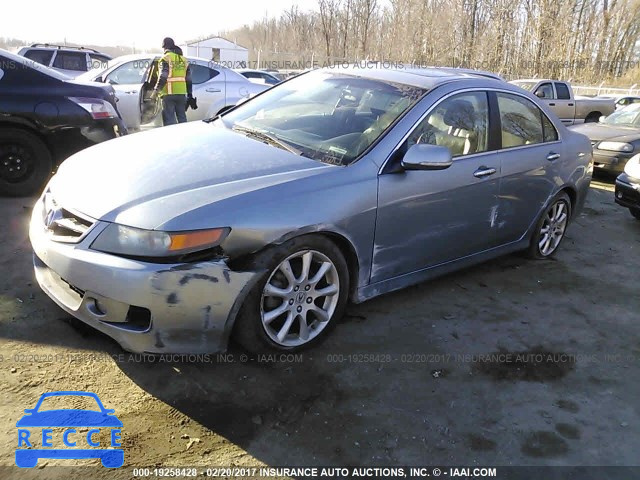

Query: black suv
left=0, top=49, right=126, bottom=196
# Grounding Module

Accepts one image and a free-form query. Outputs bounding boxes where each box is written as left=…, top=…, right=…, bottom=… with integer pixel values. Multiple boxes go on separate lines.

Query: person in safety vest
left=152, top=37, right=193, bottom=126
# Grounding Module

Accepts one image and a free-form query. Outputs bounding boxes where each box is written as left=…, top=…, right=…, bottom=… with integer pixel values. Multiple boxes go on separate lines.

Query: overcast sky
left=5, top=0, right=319, bottom=49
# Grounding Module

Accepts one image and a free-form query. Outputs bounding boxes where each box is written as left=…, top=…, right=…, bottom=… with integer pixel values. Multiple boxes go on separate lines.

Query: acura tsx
left=30, top=67, right=593, bottom=353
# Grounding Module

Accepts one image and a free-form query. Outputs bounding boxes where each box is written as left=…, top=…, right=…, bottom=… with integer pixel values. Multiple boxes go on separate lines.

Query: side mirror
left=599, top=115, right=606, bottom=123
left=95, top=76, right=104, bottom=83
left=535, top=90, right=545, bottom=98
left=401, top=144, right=453, bottom=171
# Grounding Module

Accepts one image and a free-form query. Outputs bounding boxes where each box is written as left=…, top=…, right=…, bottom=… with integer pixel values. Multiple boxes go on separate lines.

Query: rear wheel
left=233, top=235, right=349, bottom=353
left=630, top=208, right=640, bottom=220
left=527, top=192, right=572, bottom=259
left=0, top=129, right=52, bottom=196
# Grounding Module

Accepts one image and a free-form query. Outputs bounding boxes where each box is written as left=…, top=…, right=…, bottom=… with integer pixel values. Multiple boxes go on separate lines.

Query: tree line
left=221, top=0, right=640, bottom=85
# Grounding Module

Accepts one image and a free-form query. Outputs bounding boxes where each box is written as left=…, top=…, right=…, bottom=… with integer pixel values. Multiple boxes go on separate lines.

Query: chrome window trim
left=379, top=86, right=564, bottom=175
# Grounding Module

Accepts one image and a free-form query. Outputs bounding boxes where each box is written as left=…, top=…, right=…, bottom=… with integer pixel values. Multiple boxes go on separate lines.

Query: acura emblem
left=44, top=207, right=63, bottom=229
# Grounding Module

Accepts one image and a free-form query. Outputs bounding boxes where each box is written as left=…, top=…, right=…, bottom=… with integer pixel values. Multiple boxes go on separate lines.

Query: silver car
left=77, top=54, right=269, bottom=131
left=30, top=68, right=593, bottom=354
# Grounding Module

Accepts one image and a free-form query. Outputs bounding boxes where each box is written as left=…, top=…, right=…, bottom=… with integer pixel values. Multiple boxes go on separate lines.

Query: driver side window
left=534, top=83, right=554, bottom=99
left=407, top=91, right=489, bottom=157
left=105, top=60, right=148, bottom=85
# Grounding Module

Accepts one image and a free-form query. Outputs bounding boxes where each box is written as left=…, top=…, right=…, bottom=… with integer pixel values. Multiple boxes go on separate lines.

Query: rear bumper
left=29, top=195, right=260, bottom=354
left=615, top=173, right=640, bottom=210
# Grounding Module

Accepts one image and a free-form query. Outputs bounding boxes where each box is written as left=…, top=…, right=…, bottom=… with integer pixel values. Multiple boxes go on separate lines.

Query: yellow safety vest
left=159, top=52, right=188, bottom=96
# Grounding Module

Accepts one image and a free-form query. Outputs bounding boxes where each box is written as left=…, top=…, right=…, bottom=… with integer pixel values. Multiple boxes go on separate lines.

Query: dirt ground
left=0, top=173, right=638, bottom=479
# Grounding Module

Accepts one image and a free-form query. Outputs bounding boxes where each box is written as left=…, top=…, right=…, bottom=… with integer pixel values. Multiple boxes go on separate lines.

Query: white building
left=181, top=36, right=248, bottom=68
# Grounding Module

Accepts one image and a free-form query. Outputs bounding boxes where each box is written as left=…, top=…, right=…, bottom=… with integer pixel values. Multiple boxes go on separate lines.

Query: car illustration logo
left=15, top=391, right=123, bottom=468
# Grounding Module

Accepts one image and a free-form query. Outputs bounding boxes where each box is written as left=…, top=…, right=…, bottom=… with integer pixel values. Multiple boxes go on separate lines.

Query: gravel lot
left=0, top=174, right=638, bottom=479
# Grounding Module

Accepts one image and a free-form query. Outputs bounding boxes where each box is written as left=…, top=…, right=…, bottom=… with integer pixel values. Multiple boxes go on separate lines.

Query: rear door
left=552, top=82, right=576, bottom=125
left=492, top=91, right=562, bottom=245
left=188, top=61, right=225, bottom=121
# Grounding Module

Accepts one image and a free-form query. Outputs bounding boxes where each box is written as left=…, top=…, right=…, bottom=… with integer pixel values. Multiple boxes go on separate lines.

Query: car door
left=492, top=91, right=561, bottom=245
left=187, top=62, right=225, bottom=121
left=372, top=91, right=500, bottom=283
left=552, top=82, right=576, bottom=125
left=103, top=59, right=151, bottom=130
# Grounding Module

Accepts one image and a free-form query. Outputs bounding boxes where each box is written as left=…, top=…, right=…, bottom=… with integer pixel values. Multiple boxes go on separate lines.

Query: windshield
left=603, top=104, right=640, bottom=127
left=510, top=81, right=537, bottom=92
left=220, top=70, right=427, bottom=165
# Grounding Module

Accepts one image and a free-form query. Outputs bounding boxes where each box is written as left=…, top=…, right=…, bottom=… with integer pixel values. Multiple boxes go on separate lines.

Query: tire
left=0, top=128, right=53, bottom=196
left=630, top=208, right=640, bottom=220
left=527, top=192, right=572, bottom=259
left=233, top=235, right=350, bottom=353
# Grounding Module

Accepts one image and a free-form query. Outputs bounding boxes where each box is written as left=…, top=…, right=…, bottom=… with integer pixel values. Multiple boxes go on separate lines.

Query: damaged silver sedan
left=30, top=68, right=593, bottom=353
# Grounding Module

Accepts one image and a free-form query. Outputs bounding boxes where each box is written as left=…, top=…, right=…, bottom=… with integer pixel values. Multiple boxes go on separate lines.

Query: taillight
left=68, top=97, right=118, bottom=119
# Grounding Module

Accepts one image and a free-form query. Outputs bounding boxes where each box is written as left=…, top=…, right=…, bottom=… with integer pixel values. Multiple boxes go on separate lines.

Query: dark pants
left=161, top=94, right=187, bottom=126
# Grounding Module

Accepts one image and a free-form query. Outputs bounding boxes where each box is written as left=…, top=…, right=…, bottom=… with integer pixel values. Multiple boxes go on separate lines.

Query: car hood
left=569, top=122, right=640, bottom=142
left=49, top=122, right=334, bottom=229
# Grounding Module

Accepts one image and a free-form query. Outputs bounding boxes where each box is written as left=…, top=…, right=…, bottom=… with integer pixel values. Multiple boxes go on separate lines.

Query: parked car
left=596, top=94, right=640, bottom=110
left=236, top=68, right=281, bottom=85
left=17, top=44, right=111, bottom=78
left=569, top=103, right=640, bottom=173
left=0, top=49, right=125, bottom=196
left=510, top=79, right=615, bottom=125
left=77, top=54, right=269, bottom=131
left=30, top=67, right=592, bottom=354
left=614, top=153, right=640, bottom=220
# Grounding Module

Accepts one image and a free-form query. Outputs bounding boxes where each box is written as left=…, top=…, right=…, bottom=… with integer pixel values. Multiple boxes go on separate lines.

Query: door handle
left=568, top=103, right=574, bottom=106
left=547, top=152, right=561, bottom=161
left=473, top=166, right=497, bottom=178
left=549, top=103, right=556, bottom=106
left=205, top=88, right=221, bottom=93
left=124, top=90, right=138, bottom=94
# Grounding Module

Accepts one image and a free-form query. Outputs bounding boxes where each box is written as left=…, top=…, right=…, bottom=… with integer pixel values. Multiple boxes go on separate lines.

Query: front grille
left=42, top=191, right=94, bottom=243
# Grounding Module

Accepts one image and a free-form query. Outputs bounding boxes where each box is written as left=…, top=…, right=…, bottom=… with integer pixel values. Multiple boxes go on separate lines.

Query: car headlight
left=91, top=224, right=230, bottom=258
left=597, top=141, right=634, bottom=153
left=624, top=153, right=640, bottom=179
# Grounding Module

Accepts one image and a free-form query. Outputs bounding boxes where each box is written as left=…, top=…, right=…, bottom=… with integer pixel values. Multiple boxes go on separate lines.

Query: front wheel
left=527, top=192, right=572, bottom=259
left=233, top=235, right=349, bottom=353
left=630, top=208, right=640, bottom=220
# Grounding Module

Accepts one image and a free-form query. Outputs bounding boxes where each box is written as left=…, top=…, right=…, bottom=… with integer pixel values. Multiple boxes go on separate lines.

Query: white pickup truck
left=510, top=79, right=615, bottom=125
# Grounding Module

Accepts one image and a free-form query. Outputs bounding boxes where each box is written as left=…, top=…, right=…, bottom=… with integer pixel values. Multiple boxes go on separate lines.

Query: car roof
left=318, top=66, right=506, bottom=90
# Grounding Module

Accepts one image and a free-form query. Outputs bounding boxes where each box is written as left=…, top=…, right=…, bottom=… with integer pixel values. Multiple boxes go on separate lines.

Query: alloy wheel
left=261, top=250, right=340, bottom=347
left=538, top=200, right=569, bottom=256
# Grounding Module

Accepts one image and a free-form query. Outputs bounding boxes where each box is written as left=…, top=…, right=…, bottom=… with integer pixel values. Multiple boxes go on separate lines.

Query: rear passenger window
left=23, top=49, right=54, bottom=66
left=554, top=83, right=571, bottom=100
left=408, top=92, right=489, bottom=157
left=190, top=64, right=219, bottom=84
left=52, top=51, right=88, bottom=72
left=498, top=92, right=558, bottom=147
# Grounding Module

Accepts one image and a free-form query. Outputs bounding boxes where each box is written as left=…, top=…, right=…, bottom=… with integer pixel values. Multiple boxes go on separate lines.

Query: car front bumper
left=615, top=173, right=640, bottom=210
left=29, top=195, right=260, bottom=354
left=592, top=150, right=634, bottom=173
